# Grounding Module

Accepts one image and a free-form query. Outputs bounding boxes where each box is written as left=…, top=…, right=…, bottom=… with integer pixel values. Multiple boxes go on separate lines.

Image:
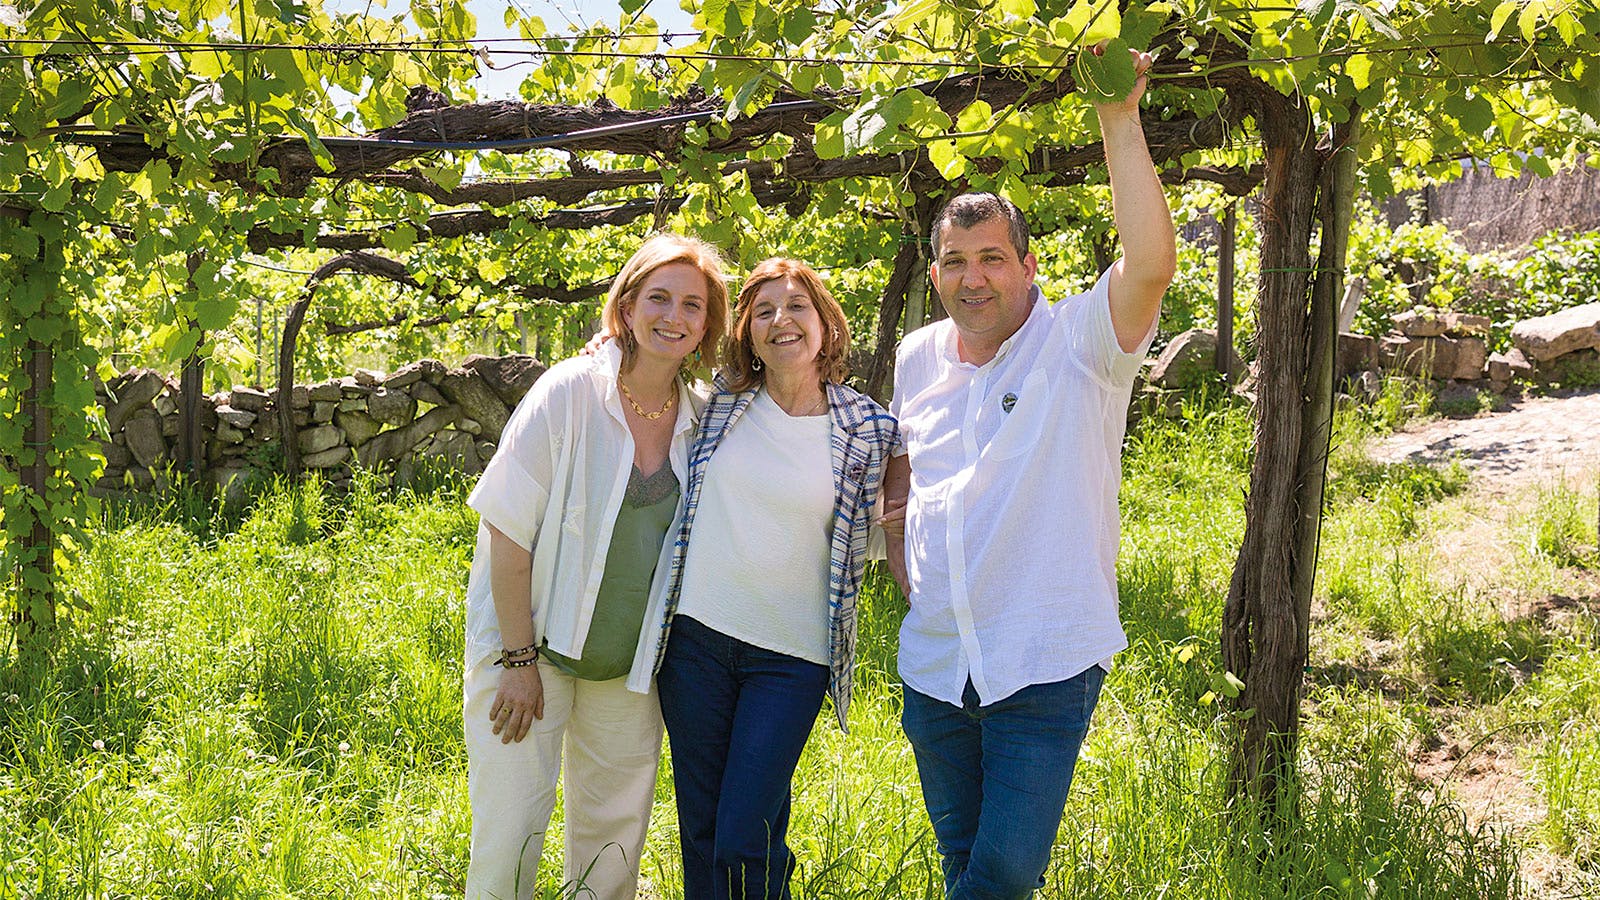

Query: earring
left=751, top=355, right=763, bottom=372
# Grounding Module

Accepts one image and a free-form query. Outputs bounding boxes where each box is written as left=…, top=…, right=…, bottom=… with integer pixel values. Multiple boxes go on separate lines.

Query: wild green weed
left=1535, top=724, right=1600, bottom=865
left=1525, top=481, right=1599, bottom=568
left=1517, top=647, right=1600, bottom=726
left=1, top=476, right=477, bottom=898
left=1047, top=712, right=1519, bottom=899
left=1317, top=474, right=1465, bottom=650
left=1360, top=374, right=1434, bottom=434
left=1417, top=605, right=1553, bottom=704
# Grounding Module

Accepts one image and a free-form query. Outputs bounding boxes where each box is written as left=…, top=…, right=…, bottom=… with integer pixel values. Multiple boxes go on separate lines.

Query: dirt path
left=1370, top=386, right=1600, bottom=898
left=1371, top=386, right=1600, bottom=490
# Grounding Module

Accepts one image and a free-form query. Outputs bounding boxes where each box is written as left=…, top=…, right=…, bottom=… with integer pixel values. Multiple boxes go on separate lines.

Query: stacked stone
left=96, top=369, right=183, bottom=491
left=1508, top=302, right=1600, bottom=388
left=1377, top=308, right=1493, bottom=383
left=93, top=354, right=546, bottom=494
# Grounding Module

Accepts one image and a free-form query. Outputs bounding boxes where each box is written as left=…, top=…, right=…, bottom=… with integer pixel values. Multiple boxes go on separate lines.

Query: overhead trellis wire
left=0, top=33, right=1554, bottom=72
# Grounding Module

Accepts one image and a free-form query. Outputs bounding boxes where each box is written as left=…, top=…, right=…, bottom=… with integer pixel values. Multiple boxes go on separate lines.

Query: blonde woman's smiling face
left=624, top=262, right=710, bottom=366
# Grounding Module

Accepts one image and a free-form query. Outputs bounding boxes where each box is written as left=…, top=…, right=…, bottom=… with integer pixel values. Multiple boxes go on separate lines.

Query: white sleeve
left=466, top=370, right=564, bottom=550
left=1057, top=267, right=1156, bottom=388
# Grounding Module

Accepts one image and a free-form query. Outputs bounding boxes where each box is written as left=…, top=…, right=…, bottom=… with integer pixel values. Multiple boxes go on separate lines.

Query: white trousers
left=464, top=656, right=664, bottom=900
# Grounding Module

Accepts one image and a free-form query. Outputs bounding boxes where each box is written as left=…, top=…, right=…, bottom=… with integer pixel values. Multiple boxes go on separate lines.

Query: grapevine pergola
left=5, top=0, right=1600, bottom=818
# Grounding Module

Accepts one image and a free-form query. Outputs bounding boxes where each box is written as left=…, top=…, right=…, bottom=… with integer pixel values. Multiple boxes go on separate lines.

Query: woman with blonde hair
left=463, top=232, right=728, bottom=900
left=635, top=257, right=900, bottom=900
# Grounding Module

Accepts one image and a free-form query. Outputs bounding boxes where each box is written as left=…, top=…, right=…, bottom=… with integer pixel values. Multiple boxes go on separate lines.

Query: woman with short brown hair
left=638, top=257, right=900, bottom=900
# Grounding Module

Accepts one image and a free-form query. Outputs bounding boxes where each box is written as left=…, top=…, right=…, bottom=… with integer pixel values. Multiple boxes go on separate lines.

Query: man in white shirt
left=883, top=46, right=1175, bottom=899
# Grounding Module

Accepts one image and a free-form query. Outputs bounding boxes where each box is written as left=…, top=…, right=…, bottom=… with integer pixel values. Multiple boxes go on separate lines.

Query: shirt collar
left=941, top=284, right=1046, bottom=371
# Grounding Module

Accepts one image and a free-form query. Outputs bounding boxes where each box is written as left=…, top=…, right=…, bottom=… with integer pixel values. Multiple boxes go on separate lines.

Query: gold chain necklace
left=795, top=393, right=828, bottom=417
left=618, top=378, right=675, bottom=420
left=771, top=386, right=828, bottom=417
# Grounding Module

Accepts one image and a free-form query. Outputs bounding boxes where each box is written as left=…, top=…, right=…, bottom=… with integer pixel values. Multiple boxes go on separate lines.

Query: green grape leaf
left=194, top=296, right=239, bottom=331
left=476, top=256, right=507, bottom=283
left=783, top=6, right=815, bottom=44
left=1073, top=38, right=1137, bottom=101
left=728, top=73, right=765, bottom=119
left=928, top=139, right=967, bottom=179
left=814, top=110, right=847, bottom=160
left=383, top=223, right=417, bottom=253
left=999, top=0, right=1036, bottom=21
left=423, top=164, right=463, bottom=191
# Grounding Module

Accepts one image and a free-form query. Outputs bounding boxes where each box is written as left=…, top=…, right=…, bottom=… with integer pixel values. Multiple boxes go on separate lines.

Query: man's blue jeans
left=901, top=667, right=1105, bottom=900
left=657, top=615, right=829, bottom=900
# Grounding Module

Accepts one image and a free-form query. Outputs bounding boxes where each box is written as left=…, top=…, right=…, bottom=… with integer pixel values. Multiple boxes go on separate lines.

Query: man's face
left=931, top=217, right=1038, bottom=362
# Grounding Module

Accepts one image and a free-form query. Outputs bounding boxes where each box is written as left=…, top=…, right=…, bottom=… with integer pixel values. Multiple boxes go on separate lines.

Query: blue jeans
left=657, top=616, right=829, bottom=900
left=901, top=667, right=1105, bottom=900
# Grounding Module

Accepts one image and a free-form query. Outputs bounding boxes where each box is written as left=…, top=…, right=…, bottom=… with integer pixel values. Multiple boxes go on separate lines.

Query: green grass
left=1536, top=724, right=1600, bottom=865
left=1525, top=481, right=1599, bottom=569
left=5, top=397, right=1584, bottom=898
left=1520, top=647, right=1600, bottom=872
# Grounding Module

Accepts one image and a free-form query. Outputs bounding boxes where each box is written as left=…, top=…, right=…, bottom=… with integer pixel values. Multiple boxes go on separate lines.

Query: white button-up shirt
left=464, top=341, right=699, bottom=686
left=891, top=271, right=1153, bottom=706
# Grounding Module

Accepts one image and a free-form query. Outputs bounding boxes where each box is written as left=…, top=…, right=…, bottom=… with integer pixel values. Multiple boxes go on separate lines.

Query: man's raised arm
left=1095, top=46, right=1177, bottom=352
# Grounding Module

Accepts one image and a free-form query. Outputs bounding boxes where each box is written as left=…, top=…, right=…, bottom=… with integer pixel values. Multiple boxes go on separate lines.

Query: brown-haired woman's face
left=623, top=262, right=710, bottom=367
left=748, top=276, right=824, bottom=376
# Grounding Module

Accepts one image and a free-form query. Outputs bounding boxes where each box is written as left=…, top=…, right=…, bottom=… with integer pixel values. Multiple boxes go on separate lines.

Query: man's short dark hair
left=930, top=193, right=1030, bottom=261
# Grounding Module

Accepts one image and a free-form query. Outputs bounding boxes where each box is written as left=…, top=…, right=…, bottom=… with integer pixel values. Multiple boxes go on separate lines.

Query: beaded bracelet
left=493, top=641, right=540, bottom=668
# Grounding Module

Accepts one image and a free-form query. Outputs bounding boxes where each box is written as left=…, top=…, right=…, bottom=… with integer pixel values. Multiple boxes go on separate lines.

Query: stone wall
left=1143, top=303, right=1600, bottom=404
left=94, top=301, right=1600, bottom=492
left=95, top=354, right=546, bottom=494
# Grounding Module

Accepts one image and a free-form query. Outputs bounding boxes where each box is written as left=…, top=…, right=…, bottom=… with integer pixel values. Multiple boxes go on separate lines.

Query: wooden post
left=278, top=293, right=310, bottom=479
left=1292, top=109, right=1362, bottom=681
left=3, top=208, right=62, bottom=665
left=1216, top=204, right=1236, bottom=382
left=179, top=336, right=205, bottom=480
left=1336, top=276, right=1365, bottom=334
left=913, top=264, right=938, bottom=324
left=179, top=254, right=206, bottom=481
left=254, top=296, right=265, bottom=387
left=904, top=263, right=927, bottom=333
left=19, top=336, right=56, bottom=657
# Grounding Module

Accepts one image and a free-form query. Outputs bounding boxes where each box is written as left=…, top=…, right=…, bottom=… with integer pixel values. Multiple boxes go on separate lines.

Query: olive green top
left=542, top=464, right=679, bottom=681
